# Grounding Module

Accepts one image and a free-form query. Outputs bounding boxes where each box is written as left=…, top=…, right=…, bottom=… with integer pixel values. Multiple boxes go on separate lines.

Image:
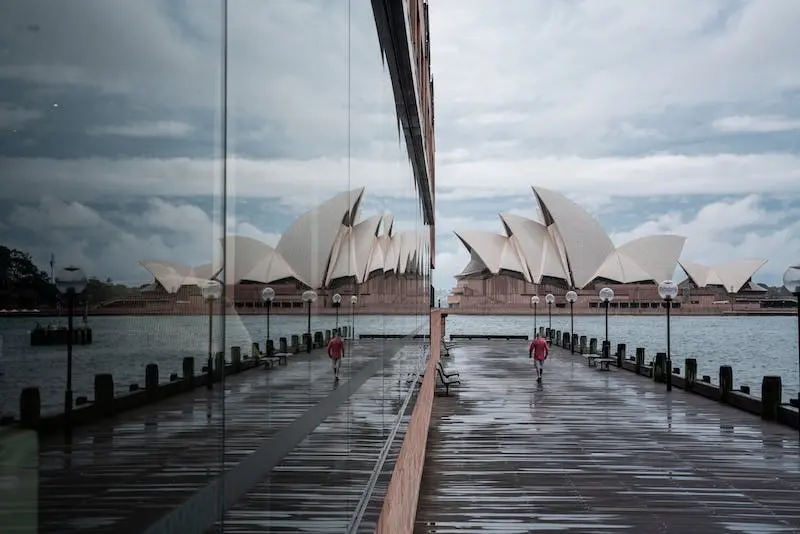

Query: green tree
left=0, top=246, right=57, bottom=307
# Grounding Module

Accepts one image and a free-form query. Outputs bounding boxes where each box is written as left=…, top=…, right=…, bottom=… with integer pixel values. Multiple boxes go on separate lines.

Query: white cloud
left=712, top=115, right=800, bottom=133
left=87, top=121, right=194, bottom=138
left=609, top=195, right=800, bottom=283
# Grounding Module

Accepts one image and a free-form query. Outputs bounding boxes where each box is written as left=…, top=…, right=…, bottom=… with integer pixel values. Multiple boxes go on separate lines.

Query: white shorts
left=532, top=359, right=544, bottom=372
left=331, top=357, right=342, bottom=371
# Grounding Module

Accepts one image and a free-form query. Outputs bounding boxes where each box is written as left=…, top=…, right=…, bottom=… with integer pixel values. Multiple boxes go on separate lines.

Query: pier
left=2, top=312, right=800, bottom=533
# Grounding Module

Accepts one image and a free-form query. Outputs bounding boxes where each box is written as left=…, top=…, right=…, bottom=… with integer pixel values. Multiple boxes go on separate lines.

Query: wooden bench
left=584, top=354, right=602, bottom=367
left=594, top=357, right=616, bottom=371
left=437, top=360, right=460, bottom=379
left=262, top=352, right=290, bottom=369
left=435, top=366, right=461, bottom=395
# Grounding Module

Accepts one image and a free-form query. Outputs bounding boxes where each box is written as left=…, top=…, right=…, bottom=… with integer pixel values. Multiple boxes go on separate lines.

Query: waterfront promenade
left=26, top=338, right=422, bottom=533
left=415, top=341, right=800, bottom=533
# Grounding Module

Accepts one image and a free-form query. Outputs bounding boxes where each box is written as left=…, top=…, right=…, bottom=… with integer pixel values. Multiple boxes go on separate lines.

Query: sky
left=1, top=1, right=799, bottom=294
left=429, top=0, right=800, bottom=291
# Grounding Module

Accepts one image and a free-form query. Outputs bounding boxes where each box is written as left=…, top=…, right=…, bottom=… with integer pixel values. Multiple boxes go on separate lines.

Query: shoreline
left=0, top=308, right=794, bottom=318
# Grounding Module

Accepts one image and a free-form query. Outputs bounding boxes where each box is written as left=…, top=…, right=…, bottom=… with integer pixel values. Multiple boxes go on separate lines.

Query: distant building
left=448, top=186, right=770, bottom=314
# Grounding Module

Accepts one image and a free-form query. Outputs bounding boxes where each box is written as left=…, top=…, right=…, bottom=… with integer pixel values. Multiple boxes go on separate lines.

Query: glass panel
left=0, top=1, right=227, bottom=531
left=0, top=1, right=432, bottom=532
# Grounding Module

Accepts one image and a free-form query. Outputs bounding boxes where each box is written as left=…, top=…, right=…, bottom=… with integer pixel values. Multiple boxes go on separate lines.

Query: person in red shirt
left=327, top=334, right=345, bottom=380
left=529, top=333, right=549, bottom=384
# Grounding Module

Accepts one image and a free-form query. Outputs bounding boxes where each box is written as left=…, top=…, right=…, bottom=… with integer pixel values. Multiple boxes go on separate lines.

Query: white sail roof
left=455, top=187, right=688, bottom=288
left=680, top=259, right=767, bottom=293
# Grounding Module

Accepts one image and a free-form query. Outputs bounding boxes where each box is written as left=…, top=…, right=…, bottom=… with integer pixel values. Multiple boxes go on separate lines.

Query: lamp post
left=530, top=295, right=539, bottom=333
left=350, top=295, right=358, bottom=340
left=545, top=293, right=555, bottom=329
left=302, top=290, right=317, bottom=353
left=658, top=280, right=678, bottom=392
left=783, top=265, right=800, bottom=433
left=261, top=286, right=275, bottom=356
left=599, top=287, right=614, bottom=344
left=201, top=280, right=223, bottom=390
left=332, top=293, right=342, bottom=331
left=565, top=290, right=577, bottom=354
left=54, top=265, right=87, bottom=436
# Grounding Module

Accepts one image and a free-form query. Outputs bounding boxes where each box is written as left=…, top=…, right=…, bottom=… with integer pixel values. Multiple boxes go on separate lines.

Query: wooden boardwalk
left=33, top=338, right=424, bottom=534
left=416, top=341, right=800, bottom=534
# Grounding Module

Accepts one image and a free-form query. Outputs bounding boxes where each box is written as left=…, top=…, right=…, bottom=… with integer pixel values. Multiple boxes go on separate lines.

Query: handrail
left=345, top=327, right=428, bottom=533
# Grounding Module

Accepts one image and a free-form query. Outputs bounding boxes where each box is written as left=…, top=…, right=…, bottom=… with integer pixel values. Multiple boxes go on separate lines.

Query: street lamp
left=565, top=290, right=577, bottom=354
left=599, top=287, right=614, bottom=344
left=658, top=280, right=678, bottom=392
left=545, top=293, right=555, bottom=329
left=783, top=265, right=800, bottom=428
left=54, top=265, right=87, bottom=436
left=302, top=290, right=317, bottom=353
left=350, top=294, right=358, bottom=340
left=530, top=295, right=539, bottom=333
left=332, top=293, right=342, bottom=331
left=261, top=286, right=275, bottom=356
left=201, top=280, right=223, bottom=390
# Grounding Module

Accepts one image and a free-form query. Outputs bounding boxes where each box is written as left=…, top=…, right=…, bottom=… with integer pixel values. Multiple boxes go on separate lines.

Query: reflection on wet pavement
left=36, top=339, right=421, bottom=533
left=416, top=342, right=800, bottom=534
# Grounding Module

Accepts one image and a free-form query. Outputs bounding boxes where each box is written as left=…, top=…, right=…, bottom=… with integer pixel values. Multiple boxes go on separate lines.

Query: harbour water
left=0, top=313, right=797, bottom=417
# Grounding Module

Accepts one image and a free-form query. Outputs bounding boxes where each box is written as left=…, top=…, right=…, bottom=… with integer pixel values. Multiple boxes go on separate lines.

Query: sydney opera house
left=448, top=186, right=771, bottom=314
left=115, top=187, right=431, bottom=315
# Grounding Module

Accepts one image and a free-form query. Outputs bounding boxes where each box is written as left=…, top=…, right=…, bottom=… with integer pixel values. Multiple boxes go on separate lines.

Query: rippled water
left=0, top=312, right=797, bottom=416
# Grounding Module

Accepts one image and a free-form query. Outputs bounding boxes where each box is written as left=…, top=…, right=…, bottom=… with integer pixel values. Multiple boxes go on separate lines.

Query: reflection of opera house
left=124, top=188, right=430, bottom=315
left=448, top=186, right=772, bottom=314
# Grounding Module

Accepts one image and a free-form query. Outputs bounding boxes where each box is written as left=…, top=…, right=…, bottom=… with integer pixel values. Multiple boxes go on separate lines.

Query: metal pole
left=65, top=292, right=74, bottom=436
left=604, top=300, right=609, bottom=343
left=548, top=302, right=552, bottom=329
left=666, top=298, right=672, bottom=392
left=206, top=300, right=213, bottom=390
left=534, top=304, right=537, bottom=332
left=306, top=302, right=312, bottom=353
left=266, top=301, right=271, bottom=353
left=336, top=306, right=339, bottom=330
left=570, top=301, right=574, bottom=354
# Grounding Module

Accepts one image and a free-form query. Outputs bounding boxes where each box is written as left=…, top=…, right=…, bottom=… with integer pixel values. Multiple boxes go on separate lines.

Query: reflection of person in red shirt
left=327, top=335, right=344, bottom=379
left=528, top=334, right=549, bottom=383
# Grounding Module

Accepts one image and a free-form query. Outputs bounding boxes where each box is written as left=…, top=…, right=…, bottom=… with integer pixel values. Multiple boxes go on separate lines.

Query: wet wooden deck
left=35, top=339, right=424, bottom=534
left=416, top=341, right=800, bottom=534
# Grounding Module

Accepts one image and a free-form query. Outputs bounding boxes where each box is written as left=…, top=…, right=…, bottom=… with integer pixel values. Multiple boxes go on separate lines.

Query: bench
left=583, top=354, right=602, bottom=367
left=262, top=357, right=280, bottom=369
left=435, top=366, right=461, bottom=395
left=594, top=358, right=616, bottom=371
left=262, top=352, right=290, bottom=369
left=437, top=360, right=460, bottom=379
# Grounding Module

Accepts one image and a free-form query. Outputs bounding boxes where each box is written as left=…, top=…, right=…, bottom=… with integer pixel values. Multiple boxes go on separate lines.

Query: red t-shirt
left=529, top=337, right=549, bottom=361
left=327, top=336, right=344, bottom=360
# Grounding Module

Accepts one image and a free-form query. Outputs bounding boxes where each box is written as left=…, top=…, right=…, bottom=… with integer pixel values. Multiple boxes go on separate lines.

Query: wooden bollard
left=635, top=347, right=645, bottom=375
left=342, top=326, right=349, bottom=338
left=761, top=376, right=782, bottom=421
left=589, top=338, right=598, bottom=355
left=302, top=333, right=312, bottom=352
left=702, top=375, right=711, bottom=383
left=279, top=337, right=287, bottom=353
left=94, top=373, right=114, bottom=416
left=129, top=384, right=139, bottom=392
left=616, top=343, right=626, bottom=368
left=719, top=366, right=733, bottom=402
left=231, top=346, right=242, bottom=372
left=538, top=326, right=544, bottom=337
left=266, top=339, right=275, bottom=358
left=214, top=351, right=225, bottom=379
left=249, top=342, right=259, bottom=364
left=145, top=364, right=159, bottom=398
left=740, top=385, right=750, bottom=394
left=579, top=336, right=587, bottom=354
left=291, top=335, right=300, bottom=353
left=75, top=396, right=88, bottom=406
left=325, top=329, right=332, bottom=344
left=169, top=373, right=178, bottom=382
left=19, top=387, right=41, bottom=430
left=314, top=331, right=324, bottom=348
left=571, top=334, right=578, bottom=352
left=685, top=358, right=697, bottom=391
left=556, top=330, right=562, bottom=346
left=545, top=327, right=551, bottom=340
left=183, top=357, right=195, bottom=388
left=653, top=352, right=667, bottom=383
left=602, top=340, right=611, bottom=361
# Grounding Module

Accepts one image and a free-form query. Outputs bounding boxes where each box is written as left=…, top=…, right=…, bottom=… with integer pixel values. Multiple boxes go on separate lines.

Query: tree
left=0, top=246, right=57, bottom=307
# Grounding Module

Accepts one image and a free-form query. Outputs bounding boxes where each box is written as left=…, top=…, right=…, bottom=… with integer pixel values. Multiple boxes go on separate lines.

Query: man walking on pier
left=327, top=333, right=344, bottom=380
left=529, top=333, right=549, bottom=384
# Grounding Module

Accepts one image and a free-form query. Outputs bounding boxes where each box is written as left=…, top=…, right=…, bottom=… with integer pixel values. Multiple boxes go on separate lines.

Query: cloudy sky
left=430, top=0, right=800, bottom=290
left=1, top=1, right=799, bottom=294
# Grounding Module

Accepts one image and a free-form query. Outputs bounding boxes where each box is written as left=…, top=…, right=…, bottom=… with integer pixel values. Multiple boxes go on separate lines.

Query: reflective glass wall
left=0, top=1, right=432, bottom=532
